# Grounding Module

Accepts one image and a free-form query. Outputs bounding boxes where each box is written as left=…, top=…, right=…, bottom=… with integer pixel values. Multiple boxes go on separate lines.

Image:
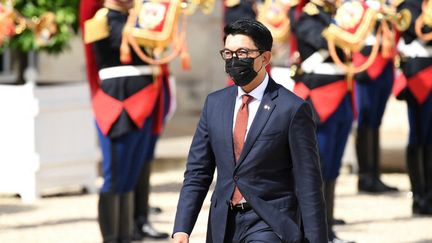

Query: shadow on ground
left=0, top=217, right=95, bottom=230
left=0, top=203, right=36, bottom=215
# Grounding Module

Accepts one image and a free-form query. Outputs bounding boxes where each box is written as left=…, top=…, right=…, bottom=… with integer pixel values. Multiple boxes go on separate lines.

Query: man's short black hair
left=223, top=19, right=273, bottom=52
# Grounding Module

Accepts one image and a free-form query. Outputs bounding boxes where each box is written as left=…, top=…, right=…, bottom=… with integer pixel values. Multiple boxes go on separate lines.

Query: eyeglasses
left=219, top=48, right=265, bottom=60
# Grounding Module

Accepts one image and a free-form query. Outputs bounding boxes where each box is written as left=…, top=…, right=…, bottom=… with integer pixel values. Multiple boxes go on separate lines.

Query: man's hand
left=172, top=232, right=189, bottom=243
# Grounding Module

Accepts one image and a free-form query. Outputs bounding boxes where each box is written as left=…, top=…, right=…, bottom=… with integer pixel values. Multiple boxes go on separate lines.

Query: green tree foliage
left=9, top=0, right=79, bottom=54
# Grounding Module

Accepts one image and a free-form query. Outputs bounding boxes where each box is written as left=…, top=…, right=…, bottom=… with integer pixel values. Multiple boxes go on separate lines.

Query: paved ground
left=1, top=162, right=431, bottom=243
left=1, top=113, right=431, bottom=243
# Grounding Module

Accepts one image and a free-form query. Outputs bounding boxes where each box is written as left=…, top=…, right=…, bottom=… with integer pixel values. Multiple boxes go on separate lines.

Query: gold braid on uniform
left=84, top=8, right=109, bottom=44
left=392, top=0, right=405, bottom=8
left=303, top=2, right=319, bottom=16
left=310, top=0, right=325, bottom=7
left=290, top=0, right=300, bottom=8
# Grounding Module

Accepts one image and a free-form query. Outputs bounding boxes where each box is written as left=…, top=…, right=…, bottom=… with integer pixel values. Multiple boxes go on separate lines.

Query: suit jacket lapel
left=235, top=78, right=279, bottom=170
left=223, top=86, right=237, bottom=167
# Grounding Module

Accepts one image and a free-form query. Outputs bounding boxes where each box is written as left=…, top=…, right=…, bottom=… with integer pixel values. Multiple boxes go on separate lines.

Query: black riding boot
left=118, top=192, right=134, bottom=243
left=98, top=193, right=119, bottom=243
left=369, top=129, right=398, bottom=192
left=423, top=145, right=432, bottom=213
left=356, top=126, right=373, bottom=191
left=357, top=126, right=397, bottom=193
left=407, top=145, right=432, bottom=215
left=133, top=162, right=169, bottom=240
left=324, top=181, right=354, bottom=243
left=324, top=181, right=336, bottom=240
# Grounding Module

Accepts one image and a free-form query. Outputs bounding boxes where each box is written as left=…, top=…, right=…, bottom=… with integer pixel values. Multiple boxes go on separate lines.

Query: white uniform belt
left=301, top=49, right=329, bottom=72
left=364, top=34, right=376, bottom=46
left=398, top=39, right=432, bottom=58
left=98, top=65, right=159, bottom=80
left=303, top=63, right=345, bottom=75
left=301, top=50, right=345, bottom=75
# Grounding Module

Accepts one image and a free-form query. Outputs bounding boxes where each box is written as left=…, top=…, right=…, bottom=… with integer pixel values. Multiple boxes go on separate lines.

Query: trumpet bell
left=394, top=9, right=411, bottom=32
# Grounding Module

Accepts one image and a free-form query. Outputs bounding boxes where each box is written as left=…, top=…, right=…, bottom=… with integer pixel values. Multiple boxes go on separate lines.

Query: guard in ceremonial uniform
left=353, top=0, right=399, bottom=194
left=81, top=0, right=172, bottom=241
left=396, top=0, right=432, bottom=215
left=288, top=0, right=307, bottom=83
left=288, top=0, right=306, bottom=52
left=295, top=1, right=354, bottom=242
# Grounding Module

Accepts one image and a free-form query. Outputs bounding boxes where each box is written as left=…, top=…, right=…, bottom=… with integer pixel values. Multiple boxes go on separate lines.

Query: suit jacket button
left=234, top=176, right=239, bottom=181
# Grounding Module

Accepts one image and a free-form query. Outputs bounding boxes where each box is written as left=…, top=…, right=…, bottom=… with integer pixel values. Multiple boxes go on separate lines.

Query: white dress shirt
left=233, top=73, right=269, bottom=139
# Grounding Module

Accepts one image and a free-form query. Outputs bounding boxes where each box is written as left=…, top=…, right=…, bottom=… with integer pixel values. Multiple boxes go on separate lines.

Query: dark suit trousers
left=224, top=209, right=282, bottom=243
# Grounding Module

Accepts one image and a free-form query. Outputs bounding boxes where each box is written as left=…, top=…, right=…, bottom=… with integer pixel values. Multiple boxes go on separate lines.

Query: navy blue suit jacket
left=173, top=78, right=328, bottom=243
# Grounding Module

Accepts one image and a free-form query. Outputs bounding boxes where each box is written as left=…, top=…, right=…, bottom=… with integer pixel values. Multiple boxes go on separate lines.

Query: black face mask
left=225, top=56, right=261, bottom=87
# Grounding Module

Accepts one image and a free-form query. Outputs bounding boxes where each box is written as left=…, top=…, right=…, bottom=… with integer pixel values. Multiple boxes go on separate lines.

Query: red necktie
left=232, top=94, right=254, bottom=204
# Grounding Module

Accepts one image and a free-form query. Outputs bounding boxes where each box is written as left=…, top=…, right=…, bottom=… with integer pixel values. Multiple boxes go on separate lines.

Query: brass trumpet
left=415, top=0, right=432, bottom=41
left=378, top=8, right=411, bottom=32
left=422, top=0, right=432, bottom=27
left=182, top=0, right=215, bottom=15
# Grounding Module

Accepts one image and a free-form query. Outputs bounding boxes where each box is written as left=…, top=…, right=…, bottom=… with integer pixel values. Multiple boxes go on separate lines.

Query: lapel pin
left=264, top=105, right=270, bottom=110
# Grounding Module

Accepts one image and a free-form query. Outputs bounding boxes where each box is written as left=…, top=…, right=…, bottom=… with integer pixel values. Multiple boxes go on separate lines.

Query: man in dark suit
left=172, top=19, right=328, bottom=243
